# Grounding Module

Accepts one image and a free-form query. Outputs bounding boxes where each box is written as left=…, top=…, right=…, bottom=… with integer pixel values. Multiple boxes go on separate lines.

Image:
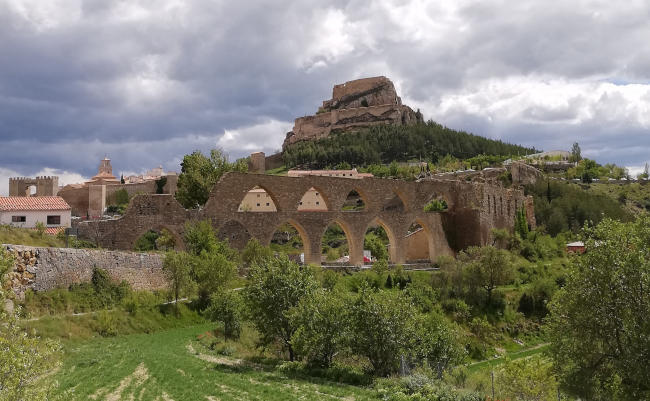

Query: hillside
left=282, top=121, right=537, bottom=169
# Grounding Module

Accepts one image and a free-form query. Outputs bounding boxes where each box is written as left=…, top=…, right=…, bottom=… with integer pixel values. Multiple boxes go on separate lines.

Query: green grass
left=466, top=343, right=550, bottom=374
left=265, top=165, right=289, bottom=175
left=53, top=324, right=377, bottom=401
left=21, top=303, right=206, bottom=340
left=0, top=224, right=64, bottom=247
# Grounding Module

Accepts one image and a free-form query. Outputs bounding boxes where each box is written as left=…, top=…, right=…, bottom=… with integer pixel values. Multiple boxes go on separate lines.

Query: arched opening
left=404, top=221, right=434, bottom=263
left=297, top=187, right=328, bottom=211
left=342, top=190, right=366, bottom=211
left=382, top=192, right=407, bottom=212
left=133, top=227, right=179, bottom=251
left=364, top=223, right=390, bottom=264
left=270, top=220, right=310, bottom=264
left=218, top=220, right=252, bottom=250
left=320, top=221, right=351, bottom=264
left=238, top=186, right=278, bottom=212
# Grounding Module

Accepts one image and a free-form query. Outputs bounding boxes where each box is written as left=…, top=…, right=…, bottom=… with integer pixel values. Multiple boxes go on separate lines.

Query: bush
left=423, top=199, right=448, bottom=212
left=206, top=290, right=243, bottom=340
left=244, top=255, right=319, bottom=361
left=349, top=286, right=417, bottom=376
left=289, top=289, right=350, bottom=368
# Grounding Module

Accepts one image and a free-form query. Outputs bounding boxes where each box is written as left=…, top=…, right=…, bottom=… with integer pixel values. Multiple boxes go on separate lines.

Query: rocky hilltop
left=283, top=76, right=423, bottom=149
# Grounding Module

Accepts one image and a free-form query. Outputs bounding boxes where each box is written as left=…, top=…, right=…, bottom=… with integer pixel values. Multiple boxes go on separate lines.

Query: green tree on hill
left=547, top=216, right=650, bottom=399
left=282, top=122, right=536, bottom=169
left=244, top=255, right=319, bottom=361
left=175, top=148, right=248, bottom=209
left=570, top=142, right=582, bottom=162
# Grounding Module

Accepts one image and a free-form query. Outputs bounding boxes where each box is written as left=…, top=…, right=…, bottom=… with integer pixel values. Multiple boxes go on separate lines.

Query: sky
left=1, top=0, right=650, bottom=195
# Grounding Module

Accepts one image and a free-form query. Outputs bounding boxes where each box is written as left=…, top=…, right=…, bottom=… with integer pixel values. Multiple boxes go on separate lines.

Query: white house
left=0, top=196, right=72, bottom=234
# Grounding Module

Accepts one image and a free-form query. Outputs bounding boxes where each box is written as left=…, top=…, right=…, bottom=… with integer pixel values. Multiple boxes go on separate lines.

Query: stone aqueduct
left=78, top=172, right=535, bottom=266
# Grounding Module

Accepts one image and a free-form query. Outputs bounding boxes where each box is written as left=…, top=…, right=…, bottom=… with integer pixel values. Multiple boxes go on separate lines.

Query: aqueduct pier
left=77, top=172, right=535, bottom=266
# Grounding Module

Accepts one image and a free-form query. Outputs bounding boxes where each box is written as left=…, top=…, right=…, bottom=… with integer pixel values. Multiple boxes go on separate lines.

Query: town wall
left=9, top=176, right=59, bottom=196
left=2, top=244, right=166, bottom=299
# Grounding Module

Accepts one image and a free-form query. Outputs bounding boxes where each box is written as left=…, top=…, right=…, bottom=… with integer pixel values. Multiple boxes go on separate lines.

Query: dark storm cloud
left=1, top=0, right=650, bottom=193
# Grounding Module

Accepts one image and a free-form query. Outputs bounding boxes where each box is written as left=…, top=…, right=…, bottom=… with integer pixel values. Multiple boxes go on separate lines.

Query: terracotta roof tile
left=0, top=196, right=71, bottom=211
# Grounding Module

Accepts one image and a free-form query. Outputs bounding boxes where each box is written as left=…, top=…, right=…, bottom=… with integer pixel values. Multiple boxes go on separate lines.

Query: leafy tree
left=191, top=249, right=237, bottom=304
left=155, top=228, right=176, bottom=251
left=183, top=220, right=219, bottom=256
left=349, top=286, right=417, bottom=376
left=413, top=312, right=466, bottom=379
left=175, top=148, right=248, bottom=209
left=114, top=188, right=129, bottom=205
left=0, top=248, right=62, bottom=401
left=289, top=289, right=350, bottom=368
left=364, top=233, right=388, bottom=261
left=206, top=290, right=243, bottom=340
left=244, top=255, right=318, bottom=361
left=134, top=230, right=159, bottom=251
left=514, top=207, right=529, bottom=238
left=162, top=251, right=195, bottom=306
left=495, top=357, right=558, bottom=401
left=241, top=238, right=274, bottom=269
left=570, top=142, right=582, bottom=163
left=155, top=176, right=167, bottom=194
left=547, top=216, right=650, bottom=400
left=527, top=180, right=632, bottom=235
left=462, top=246, right=513, bottom=304
left=91, top=267, right=130, bottom=308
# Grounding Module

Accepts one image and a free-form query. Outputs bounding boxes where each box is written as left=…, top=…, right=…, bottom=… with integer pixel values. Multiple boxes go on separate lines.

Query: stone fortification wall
left=2, top=244, right=166, bottom=299
left=105, top=181, right=156, bottom=205
left=9, top=176, right=59, bottom=196
left=59, top=174, right=178, bottom=217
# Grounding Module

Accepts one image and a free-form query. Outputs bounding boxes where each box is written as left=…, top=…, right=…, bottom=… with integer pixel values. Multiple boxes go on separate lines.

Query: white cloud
left=218, top=119, right=293, bottom=157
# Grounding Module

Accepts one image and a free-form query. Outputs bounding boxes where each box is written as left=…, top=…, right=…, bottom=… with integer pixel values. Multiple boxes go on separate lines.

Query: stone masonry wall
left=2, top=244, right=166, bottom=299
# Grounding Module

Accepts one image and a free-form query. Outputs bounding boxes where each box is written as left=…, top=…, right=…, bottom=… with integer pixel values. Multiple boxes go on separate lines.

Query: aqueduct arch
left=78, top=172, right=536, bottom=266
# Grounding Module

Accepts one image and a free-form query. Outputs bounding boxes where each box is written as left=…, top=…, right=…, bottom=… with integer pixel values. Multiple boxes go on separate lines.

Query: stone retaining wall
left=2, top=244, right=166, bottom=299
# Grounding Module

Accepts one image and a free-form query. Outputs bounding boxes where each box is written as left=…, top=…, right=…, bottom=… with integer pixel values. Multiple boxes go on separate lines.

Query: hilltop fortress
left=283, top=76, right=423, bottom=148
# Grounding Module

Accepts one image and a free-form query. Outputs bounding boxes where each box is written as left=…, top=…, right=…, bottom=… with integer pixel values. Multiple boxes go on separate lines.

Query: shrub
left=206, top=290, right=243, bottom=340
left=349, top=286, right=417, bottom=376
left=244, top=255, right=319, bottom=361
left=289, top=289, right=350, bottom=368
left=423, top=199, right=448, bottom=212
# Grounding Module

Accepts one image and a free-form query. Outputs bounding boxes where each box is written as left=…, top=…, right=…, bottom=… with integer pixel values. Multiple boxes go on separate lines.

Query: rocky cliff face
left=283, top=76, right=423, bottom=149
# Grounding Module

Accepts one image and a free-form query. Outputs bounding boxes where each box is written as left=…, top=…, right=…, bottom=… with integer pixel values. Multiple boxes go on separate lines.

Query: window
left=316, top=201, right=320, bottom=205
left=266, top=203, right=270, bottom=206
left=12, top=216, right=26, bottom=223
left=47, top=215, right=61, bottom=225
left=256, top=203, right=260, bottom=207
left=315, top=192, right=319, bottom=196
left=257, top=194, right=260, bottom=198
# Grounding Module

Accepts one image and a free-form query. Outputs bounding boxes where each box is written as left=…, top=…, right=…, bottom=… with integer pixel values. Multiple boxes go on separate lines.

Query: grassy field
left=0, top=224, right=64, bottom=247
left=54, top=324, right=376, bottom=401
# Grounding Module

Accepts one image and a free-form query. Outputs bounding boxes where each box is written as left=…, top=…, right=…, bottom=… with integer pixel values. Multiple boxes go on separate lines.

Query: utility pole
left=491, top=369, right=495, bottom=400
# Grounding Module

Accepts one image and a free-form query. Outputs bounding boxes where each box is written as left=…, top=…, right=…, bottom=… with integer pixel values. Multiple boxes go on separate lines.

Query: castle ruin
left=282, top=76, right=423, bottom=149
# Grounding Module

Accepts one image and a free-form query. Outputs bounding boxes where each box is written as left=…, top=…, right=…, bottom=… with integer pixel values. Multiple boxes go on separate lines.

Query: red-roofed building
left=0, top=196, right=71, bottom=232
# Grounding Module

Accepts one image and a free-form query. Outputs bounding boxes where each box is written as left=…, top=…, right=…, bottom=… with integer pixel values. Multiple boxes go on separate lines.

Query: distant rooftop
left=0, top=196, right=71, bottom=211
